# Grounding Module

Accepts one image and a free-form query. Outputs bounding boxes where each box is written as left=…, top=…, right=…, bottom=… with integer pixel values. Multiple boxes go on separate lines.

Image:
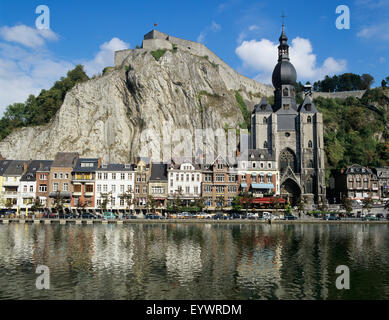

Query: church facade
left=246, top=25, right=326, bottom=205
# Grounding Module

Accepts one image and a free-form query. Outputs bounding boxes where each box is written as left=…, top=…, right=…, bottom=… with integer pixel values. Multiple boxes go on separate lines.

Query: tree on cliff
left=0, top=65, right=89, bottom=140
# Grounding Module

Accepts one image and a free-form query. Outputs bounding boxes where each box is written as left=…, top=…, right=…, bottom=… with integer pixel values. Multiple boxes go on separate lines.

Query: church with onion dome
left=241, top=24, right=326, bottom=205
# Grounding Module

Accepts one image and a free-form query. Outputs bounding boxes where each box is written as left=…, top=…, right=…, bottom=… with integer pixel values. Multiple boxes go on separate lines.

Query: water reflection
left=0, top=223, right=388, bottom=300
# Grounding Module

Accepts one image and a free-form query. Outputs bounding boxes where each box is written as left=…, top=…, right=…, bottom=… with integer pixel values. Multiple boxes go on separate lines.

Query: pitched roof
left=253, top=97, right=273, bottom=113
left=3, top=160, right=28, bottom=176
left=51, top=152, right=79, bottom=168
left=72, top=158, right=100, bottom=173
left=0, top=160, right=12, bottom=176
left=149, top=163, right=168, bottom=181
left=21, top=160, right=53, bottom=181
left=298, top=95, right=318, bottom=113
left=97, top=163, right=134, bottom=172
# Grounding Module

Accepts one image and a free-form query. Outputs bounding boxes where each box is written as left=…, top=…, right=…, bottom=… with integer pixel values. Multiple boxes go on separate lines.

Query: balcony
left=2, top=180, right=19, bottom=187
left=72, top=174, right=94, bottom=182
left=84, top=192, right=94, bottom=197
left=4, top=191, right=18, bottom=196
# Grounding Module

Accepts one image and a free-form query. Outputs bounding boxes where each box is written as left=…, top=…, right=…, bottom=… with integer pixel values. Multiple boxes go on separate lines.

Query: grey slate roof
left=239, top=149, right=276, bottom=162
left=0, top=160, right=12, bottom=176
left=37, top=160, right=53, bottom=172
left=345, top=164, right=372, bottom=175
left=52, top=152, right=79, bottom=168
left=3, top=160, right=27, bottom=176
left=149, top=163, right=168, bottom=181
left=253, top=97, right=273, bottom=113
left=72, top=158, right=99, bottom=173
left=97, top=164, right=134, bottom=172
left=298, top=95, right=318, bottom=113
left=21, top=160, right=53, bottom=181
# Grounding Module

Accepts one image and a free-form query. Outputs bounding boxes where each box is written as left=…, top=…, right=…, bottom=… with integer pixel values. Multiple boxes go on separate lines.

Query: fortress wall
left=312, top=90, right=366, bottom=100
left=142, top=39, right=173, bottom=51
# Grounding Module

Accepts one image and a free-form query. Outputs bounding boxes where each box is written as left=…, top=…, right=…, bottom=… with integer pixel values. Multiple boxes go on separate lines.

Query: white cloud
left=236, top=37, right=347, bottom=84
left=197, top=21, right=222, bottom=44
left=0, top=43, right=73, bottom=112
left=357, top=22, right=389, bottom=41
left=83, top=37, right=130, bottom=76
left=0, top=24, right=58, bottom=48
left=0, top=35, right=130, bottom=113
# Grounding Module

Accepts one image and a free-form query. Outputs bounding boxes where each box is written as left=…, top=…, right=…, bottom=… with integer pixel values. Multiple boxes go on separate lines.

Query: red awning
left=251, top=197, right=285, bottom=204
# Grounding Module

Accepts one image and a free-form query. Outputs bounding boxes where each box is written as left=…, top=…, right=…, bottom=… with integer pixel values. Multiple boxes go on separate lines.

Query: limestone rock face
left=0, top=48, right=273, bottom=163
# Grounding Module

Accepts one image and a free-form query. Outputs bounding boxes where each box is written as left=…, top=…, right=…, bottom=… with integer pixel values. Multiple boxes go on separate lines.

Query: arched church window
left=308, top=140, right=313, bottom=148
left=308, top=159, right=314, bottom=168
left=283, top=87, right=289, bottom=97
left=263, top=117, right=267, bottom=124
left=279, top=149, right=297, bottom=173
left=264, top=141, right=268, bottom=148
left=307, top=116, right=312, bottom=123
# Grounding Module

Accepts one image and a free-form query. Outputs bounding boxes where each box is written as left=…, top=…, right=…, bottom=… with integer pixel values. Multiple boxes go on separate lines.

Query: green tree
left=270, top=197, right=282, bottom=217
left=231, top=196, right=242, bottom=212
left=99, top=192, right=112, bottom=211
left=340, top=195, right=353, bottom=216
left=119, top=188, right=134, bottom=213
left=53, top=191, right=65, bottom=214
left=146, top=195, right=158, bottom=214
left=240, top=191, right=253, bottom=217
left=362, top=197, right=373, bottom=215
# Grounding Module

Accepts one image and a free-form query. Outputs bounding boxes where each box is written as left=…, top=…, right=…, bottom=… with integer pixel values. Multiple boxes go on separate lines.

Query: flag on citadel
left=154, top=23, right=158, bottom=27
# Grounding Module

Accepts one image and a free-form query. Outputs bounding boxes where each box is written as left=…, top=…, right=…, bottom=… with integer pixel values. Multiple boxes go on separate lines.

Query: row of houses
left=327, top=164, right=389, bottom=203
left=0, top=152, right=280, bottom=214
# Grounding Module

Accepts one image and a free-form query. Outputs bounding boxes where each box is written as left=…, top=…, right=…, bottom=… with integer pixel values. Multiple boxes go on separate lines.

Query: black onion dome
left=271, top=60, right=297, bottom=88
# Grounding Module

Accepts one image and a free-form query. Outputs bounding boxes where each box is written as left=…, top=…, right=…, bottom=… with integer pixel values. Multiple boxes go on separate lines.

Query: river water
left=0, top=223, right=388, bottom=300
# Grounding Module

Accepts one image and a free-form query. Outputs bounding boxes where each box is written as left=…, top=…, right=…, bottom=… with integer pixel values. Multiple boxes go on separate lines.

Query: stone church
left=249, top=25, right=326, bottom=205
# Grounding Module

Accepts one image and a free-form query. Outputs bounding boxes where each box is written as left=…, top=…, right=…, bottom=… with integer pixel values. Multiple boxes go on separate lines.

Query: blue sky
left=0, top=0, right=388, bottom=113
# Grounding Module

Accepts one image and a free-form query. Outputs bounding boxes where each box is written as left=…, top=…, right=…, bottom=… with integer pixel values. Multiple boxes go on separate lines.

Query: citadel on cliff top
left=115, top=29, right=274, bottom=97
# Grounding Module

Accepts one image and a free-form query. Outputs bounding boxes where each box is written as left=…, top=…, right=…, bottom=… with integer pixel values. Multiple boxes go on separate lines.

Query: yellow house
left=0, top=160, right=13, bottom=208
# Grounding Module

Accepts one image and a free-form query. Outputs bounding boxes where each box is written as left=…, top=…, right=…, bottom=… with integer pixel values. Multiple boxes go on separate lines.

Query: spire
left=278, top=18, right=289, bottom=62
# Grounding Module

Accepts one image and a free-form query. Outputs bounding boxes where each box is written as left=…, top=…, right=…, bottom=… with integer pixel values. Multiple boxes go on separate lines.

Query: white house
left=95, top=164, right=135, bottom=211
left=168, top=160, right=202, bottom=205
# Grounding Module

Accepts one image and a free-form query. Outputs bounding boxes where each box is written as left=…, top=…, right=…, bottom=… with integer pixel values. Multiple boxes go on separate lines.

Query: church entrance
left=280, top=178, right=301, bottom=206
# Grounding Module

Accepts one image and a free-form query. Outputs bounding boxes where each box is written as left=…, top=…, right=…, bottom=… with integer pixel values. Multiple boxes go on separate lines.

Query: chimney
left=23, top=162, right=28, bottom=174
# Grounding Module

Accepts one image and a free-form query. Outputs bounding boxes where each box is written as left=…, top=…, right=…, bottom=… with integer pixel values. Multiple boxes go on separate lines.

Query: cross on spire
left=281, top=11, right=287, bottom=28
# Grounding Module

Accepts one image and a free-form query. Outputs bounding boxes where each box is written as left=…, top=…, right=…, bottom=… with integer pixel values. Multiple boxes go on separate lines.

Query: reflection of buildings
left=166, top=240, right=202, bottom=283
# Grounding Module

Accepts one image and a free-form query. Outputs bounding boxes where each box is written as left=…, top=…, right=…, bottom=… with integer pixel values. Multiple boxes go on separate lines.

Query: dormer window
left=264, top=141, right=268, bottom=148
left=305, top=104, right=312, bottom=111
left=250, top=154, right=254, bottom=159
left=283, top=104, right=290, bottom=110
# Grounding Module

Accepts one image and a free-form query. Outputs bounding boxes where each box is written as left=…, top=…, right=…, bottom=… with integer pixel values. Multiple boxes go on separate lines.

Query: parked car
left=59, top=212, right=76, bottom=219
left=376, top=213, right=384, bottom=220
left=0, top=210, right=14, bottom=218
left=103, top=212, right=117, bottom=220
left=366, top=214, right=378, bottom=221
left=81, top=212, right=98, bottom=219
left=231, top=213, right=242, bottom=219
left=284, top=215, right=297, bottom=220
left=42, top=212, right=58, bottom=219
left=145, top=214, right=163, bottom=220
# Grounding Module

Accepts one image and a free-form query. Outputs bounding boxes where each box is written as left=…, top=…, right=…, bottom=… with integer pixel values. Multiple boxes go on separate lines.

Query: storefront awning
left=241, top=183, right=248, bottom=188
left=251, top=183, right=274, bottom=189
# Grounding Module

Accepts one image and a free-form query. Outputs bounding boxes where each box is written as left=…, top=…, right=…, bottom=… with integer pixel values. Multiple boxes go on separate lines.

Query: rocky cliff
left=0, top=44, right=274, bottom=163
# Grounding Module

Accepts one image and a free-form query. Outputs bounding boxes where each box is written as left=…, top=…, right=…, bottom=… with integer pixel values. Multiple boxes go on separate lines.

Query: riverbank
left=1, top=218, right=388, bottom=225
